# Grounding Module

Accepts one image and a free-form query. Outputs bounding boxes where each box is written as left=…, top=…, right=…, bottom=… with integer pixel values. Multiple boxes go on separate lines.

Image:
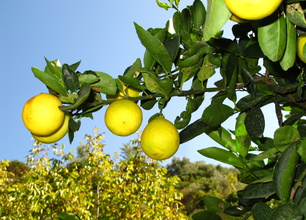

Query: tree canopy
left=19, top=0, right=306, bottom=219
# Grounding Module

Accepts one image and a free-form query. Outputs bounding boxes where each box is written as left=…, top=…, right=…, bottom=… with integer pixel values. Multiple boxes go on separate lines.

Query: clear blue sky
left=0, top=1, right=277, bottom=167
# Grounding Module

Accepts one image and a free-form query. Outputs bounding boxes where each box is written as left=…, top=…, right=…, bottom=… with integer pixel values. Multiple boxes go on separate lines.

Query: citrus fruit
left=107, top=79, right=140, bottom=100
left=141, top=116, right=180, bottom=160
left=32, top=114, right=70, bottom=143
left=104, top=99, right=142, bottom=136
left=297, top=35, right=306, bottom=63
left=230, top=14, right=248, bottom=23
left=22, top=93, right=65, bottom=136
left=224, top=0, right=282, bottom=20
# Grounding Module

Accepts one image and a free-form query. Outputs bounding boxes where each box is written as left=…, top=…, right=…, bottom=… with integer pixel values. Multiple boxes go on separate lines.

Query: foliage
left=26, top=0, right=306, bottom=218
left=166, top=157, right=245, bottom=215
left=0, top=130, right=187, bottom=219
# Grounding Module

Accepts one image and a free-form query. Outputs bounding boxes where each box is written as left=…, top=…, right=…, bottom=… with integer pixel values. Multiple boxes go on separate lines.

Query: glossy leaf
left=202, top=103, right=234, bottom=128
left=286, top=3, right=306, bottom=29
left=78, top=71, right=99, bottom=84
left=142, top=71, right=173, bottom=98
left=280, top=17, right=297, bottom=71
left=123, top=58, right=142, bottom=78
left=274, top=126, right=301, bottom=152
left=179, top=119, right=212, bottom=144
left=134, top=23, right=172, bottom=73
left=240, top=182, right=275, bottom=199
left=203, top=0, right=231, bottom=41
left=59, top=83, right=91, bottom=111
left=271, top=203, right=303, bottom=220
left=206, top=127, right=236, bottom=152
left=245, top=107, right=265, bottom=138
left=192, top=211, right=221, bottom=220
left=257, top=13, right=286, bottom=62
left=91, top=71, right=117, bottom=95
left=273, top=142, right=300, bottom=202
left=62, top=64, right=80, bottom=93
left=68, top=117, right=81, bottom=144
left=143, top=29, right=167, bottom=70
left=252, top=202, right=273, bottom=220
left=32, top=67, right=67, bottom=96
left=198, top=147, right=247, bottom=169
left=191, top=0, right=206, bottom=29
left=298, top=138, right=306, bottom=164
left=235, top=112, right=251, bottom=157
left=44, top=58, right=62, bottom=80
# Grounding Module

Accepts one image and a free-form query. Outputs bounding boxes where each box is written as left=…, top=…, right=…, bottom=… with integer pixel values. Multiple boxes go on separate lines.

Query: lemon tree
left=104, top=99, right=142, bottom=136
left=22, top=93, right=65, bottom=136
left=141, top=116, right=180, bottom=160
left=25, top=0, right=306, bottom=218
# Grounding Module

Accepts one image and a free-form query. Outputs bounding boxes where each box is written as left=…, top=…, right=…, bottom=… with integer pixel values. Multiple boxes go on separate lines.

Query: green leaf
left=274, top=126, right=301, bottom=152
left=203, top=195, right=230, bottom=213
left=68, top=118, right=81, bottom=144
left=79, top=71, right=99, bottom=84
left=32, top=67, right=67, bottom=96
left=142, top=71, right=173, bottom=97
left=198, top=147, right=247, bottom=169
left=298, top=138, right=306, bottom=163
left=123, top=58, right=142, bottom=78
left=245, top=107, right=265, bottom=138
left=257, top=13, right=286, bottom=62
left=155, top=0, right=171, bottom=10
left=273, top=142, right=300, bottom=202
left=202, top=103, right=234, bottom=127
left=235, top=112, right=251, bottom=157
left=252, top=202, right=273, bottom=220
left=179, top=119, right=212, bottom=144
left=298, top=197, right=306, bottom=216
left=271, top=203, right=303, bottom=220
left=280, top=17, right=297, bottom=71
left=191, top=0, right=206, bottom=29
left=62, top=64, right=80, bottom=92
left=240, top=182, right=275, bottom=199
left=286, top=3, right=306, bottom=29
left=134, top=23, right=172, bottom=73
left=203, top=0, right=231, bottom=41
left=44, top=58, right=62, bottom=80
left=206, top=127, right=236, bottom=152
left=59, top=83, right=91, bottom=111
left=91, top=71, right=117, bottom=95
left=197, top=54, right=217, bottom=82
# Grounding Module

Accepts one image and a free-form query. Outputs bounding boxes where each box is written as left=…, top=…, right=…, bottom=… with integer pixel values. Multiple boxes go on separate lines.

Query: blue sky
left=0, top=1, right=278, bottom=167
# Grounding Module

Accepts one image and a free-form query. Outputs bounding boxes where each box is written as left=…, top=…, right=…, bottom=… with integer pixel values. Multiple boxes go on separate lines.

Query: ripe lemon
left=22, top=93, right=65, bottom=136
left=224, top=0, right=282, bottom=20
left=297, top=35, right=306, bottom=63
left=230, top=14, right=248, bottom=23
left=104, top=99, right=142, bottom=136
left=141, top=116, right=180, bottom=160
left=107, top=79, right=140, bottom=100
left=32, top=114, right=70, bottom=143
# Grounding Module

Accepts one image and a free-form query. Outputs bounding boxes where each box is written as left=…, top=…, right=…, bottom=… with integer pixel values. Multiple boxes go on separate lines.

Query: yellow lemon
left=224, top=0, right=282, bottom=20
left=22, top=93, right=65, bottom=136
left=141, top=116, right=180, bottom=160
left=107, top=79, right=140, bottom=100
left=104, top=99, right=142, bottom=136
left=32, top=114, right=70, bottom=143
left=230, top=14, right=248, bottom=23
left=297, top=35, right=306, bottom=63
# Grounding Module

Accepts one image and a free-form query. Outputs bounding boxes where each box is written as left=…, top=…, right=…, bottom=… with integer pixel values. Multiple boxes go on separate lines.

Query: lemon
left=141, top=116, right=180, bottom=160
left=297, top=35, right=306, bottom=63
left=22, top=93, right=65, bottom=136
left=107, top=79, right=140, bottom=100
left=230, top=14, right=248, bottom=23
left=104, top=99, right=142, bottom=136
left=224, top=0, right=282, bottom=20
left=32, top=114, right=70, bottom=143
